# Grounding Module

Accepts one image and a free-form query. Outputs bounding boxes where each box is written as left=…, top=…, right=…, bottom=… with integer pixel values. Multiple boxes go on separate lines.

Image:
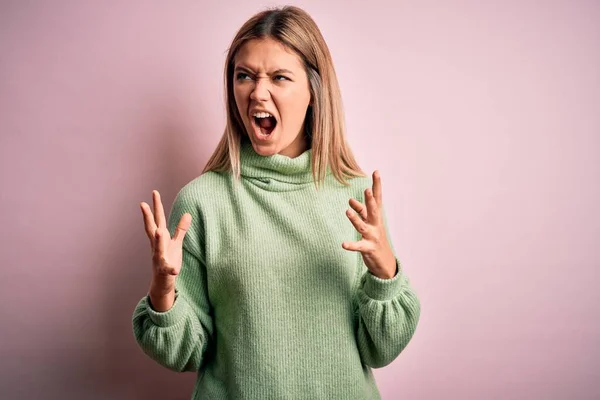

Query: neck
left=239, top=139, right=318, bottom=191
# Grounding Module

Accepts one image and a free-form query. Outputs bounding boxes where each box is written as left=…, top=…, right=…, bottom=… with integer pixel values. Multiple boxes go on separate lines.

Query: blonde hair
left=202, top=5, right=365, bottom=188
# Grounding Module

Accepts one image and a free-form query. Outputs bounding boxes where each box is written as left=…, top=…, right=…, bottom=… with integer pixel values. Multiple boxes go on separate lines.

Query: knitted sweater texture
left=132, top=140, right=421, bottom=399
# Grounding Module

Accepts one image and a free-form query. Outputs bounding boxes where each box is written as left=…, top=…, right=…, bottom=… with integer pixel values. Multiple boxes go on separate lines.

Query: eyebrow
left=234, top=65, right=295, bottom=76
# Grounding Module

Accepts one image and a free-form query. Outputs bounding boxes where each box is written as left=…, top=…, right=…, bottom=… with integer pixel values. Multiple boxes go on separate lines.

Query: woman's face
left=233, top=37, right=312, bottom=158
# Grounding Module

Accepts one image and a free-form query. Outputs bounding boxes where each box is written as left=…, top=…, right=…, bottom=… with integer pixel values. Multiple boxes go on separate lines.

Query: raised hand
left=140, top=190, right=192, bottom=310
left=342, top=171, right=398, bottom=279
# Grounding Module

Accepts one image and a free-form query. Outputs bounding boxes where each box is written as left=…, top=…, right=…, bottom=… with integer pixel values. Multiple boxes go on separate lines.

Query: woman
left=133, top=5, right=420, bottom=399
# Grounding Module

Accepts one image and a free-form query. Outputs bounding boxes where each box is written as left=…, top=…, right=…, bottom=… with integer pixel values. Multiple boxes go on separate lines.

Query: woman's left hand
left=342, top=170, right=398, bottom=280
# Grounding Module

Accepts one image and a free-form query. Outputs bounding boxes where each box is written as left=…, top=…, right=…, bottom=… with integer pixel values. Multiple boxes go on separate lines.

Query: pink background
left=1, top=1, right=599, bottom=399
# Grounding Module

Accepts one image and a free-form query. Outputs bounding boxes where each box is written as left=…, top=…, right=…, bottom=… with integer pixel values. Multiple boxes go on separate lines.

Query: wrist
left=148, top=288, right=175, bottom=312
left=149, top=277, right=175, bottom=296
left=371, top=258, right=398, bottom=280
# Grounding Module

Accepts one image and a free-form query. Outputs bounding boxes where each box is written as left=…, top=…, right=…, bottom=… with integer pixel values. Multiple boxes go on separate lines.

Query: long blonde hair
left=202, top=5, right=365, bottom=188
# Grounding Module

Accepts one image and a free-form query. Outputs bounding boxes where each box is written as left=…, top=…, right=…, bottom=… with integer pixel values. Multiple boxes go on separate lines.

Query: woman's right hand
left=140, top=190, right=192, bottom=311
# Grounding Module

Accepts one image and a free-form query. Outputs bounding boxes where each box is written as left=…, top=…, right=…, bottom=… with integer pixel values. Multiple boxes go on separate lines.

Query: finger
left=153, top=190, right=167, bottom=229
left=373, top=170, right=383, bottom=205
left=346, top=208, right=369, bottom=236
left=365, top=187, right=380, bottom=224
left=349, top=198, right=368, bottom=220
left=140, top=202, right=157, bottom=244
left=173, top=213, right=192, bottom=244
left=342, top=239, right=369, bottom=252
left=154, top=227, right=169, bottom=256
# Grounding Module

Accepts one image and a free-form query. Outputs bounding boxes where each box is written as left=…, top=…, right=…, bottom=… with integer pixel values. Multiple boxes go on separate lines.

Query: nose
left=250, top=77, right=271, bottom=102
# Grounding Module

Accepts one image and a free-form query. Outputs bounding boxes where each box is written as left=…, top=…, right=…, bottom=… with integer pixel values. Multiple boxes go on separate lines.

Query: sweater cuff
left=145, top=289, right=186, bottom=327
left=362, top=258, right=405, bottom=301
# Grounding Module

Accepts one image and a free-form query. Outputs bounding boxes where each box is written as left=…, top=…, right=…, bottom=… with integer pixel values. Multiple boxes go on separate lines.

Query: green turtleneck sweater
left=132, top=140, right=421, bottom=399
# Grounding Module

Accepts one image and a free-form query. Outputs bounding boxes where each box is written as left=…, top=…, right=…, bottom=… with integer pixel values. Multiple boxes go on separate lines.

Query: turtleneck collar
left=240, top=139, right=321, bottom=190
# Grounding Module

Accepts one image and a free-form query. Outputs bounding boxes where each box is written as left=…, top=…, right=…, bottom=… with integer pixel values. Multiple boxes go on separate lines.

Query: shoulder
left=168, top=171, right=229, bottom=230
left=174, top=171, right=228, bottom=206
left=346, top=174, right=372, bottom=188
left=324, top=173, right=372, bottom=198
left=167, top=172, right=232, bottom=254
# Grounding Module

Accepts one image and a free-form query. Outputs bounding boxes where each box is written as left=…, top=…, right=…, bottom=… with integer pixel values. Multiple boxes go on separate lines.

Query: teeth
left=252, top=112, right=273, bottom=118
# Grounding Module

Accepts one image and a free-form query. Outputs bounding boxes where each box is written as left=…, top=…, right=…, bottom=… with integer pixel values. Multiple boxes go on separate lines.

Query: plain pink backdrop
left=1, top=1, right=599, bottom=399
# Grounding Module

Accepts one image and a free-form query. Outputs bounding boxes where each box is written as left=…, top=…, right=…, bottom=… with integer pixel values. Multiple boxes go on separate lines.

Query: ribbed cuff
left=362, top=259, right=405, bottom=301
left=146, top=289, right=186, bottom=327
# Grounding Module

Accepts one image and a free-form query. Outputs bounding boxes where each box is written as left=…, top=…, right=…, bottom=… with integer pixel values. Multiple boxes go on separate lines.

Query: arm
left=355, top=259, right=421, bottom=368
left=353, top=192, right=421, bottom=368
left=132, top=186, right=215, bottom=372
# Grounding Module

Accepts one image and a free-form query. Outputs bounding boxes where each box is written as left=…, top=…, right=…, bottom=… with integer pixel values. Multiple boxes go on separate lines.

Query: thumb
left=173, top=213, right=192, bottom=245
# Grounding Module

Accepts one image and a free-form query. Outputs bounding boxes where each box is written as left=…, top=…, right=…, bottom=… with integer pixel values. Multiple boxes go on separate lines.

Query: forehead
left=234, top=37, right=304, bottom=70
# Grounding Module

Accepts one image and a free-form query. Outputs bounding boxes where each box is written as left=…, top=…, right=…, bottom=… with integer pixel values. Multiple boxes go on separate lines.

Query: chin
left=248, top=138, right=278, bottom=155
left=254, top=147, right=278, bottom=156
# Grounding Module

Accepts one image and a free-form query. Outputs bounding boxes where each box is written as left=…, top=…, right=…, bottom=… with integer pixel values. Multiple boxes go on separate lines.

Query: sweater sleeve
left=132, top=185, right=215, bottom=372
left=353, top=198, right=421, bottom=368
left=355, top=259, right=420, bottom=368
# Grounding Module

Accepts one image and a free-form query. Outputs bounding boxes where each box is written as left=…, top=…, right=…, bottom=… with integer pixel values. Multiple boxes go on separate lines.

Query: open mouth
left=252, top=115, right=277, bottom=139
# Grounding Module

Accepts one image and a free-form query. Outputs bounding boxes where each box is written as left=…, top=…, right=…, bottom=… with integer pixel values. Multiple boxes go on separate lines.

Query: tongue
left=258, top=116, right=275, bottom=129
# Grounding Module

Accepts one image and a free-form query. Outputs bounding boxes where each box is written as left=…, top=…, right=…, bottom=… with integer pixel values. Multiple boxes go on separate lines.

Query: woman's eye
left=236, top=73, right=251, bottom=80
left=235, top=73, right=288, bottom=81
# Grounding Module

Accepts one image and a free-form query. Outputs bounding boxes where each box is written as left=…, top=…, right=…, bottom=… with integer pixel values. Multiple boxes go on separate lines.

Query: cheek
left=233, top=86, right=247, bottom=109
left=277, top=90, right=310, bottom=124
